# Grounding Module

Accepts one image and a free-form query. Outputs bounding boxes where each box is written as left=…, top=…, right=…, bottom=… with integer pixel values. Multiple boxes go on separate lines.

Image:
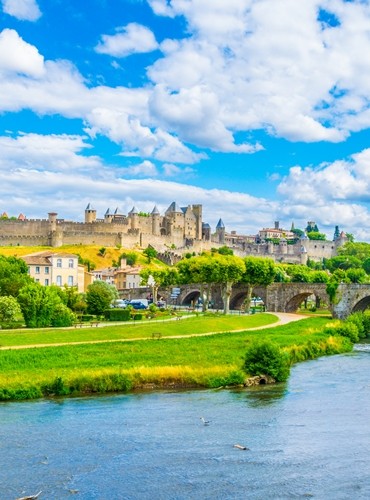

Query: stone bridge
left=157, top=282, right=370, bottom=319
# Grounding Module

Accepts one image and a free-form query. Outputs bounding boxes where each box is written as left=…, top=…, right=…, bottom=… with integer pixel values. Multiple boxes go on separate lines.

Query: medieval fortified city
left=0, top=201, right=347, bottom=265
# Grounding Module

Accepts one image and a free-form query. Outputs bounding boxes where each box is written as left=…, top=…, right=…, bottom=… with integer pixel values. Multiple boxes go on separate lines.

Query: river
left=1, top=346, right=369, bottom=500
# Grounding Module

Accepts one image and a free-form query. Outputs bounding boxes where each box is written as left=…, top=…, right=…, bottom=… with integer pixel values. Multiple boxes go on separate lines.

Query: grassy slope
left=0, top=244, right=166, bottom=270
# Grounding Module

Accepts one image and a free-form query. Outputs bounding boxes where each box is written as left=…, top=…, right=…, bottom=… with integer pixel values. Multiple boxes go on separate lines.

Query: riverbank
left=0, top=315, right=352, bottom=401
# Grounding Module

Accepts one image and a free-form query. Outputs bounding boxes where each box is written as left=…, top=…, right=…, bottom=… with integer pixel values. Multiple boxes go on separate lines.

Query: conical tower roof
left=216, top=218, right=225, bottom=229
left=166, top=201, right=182, bottom=214
left=151, top=205, right=160, bottom=215
left=129, top=206, right=138, bottom=215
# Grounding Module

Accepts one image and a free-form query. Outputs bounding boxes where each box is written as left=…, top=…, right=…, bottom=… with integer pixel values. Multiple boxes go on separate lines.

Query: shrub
left=104, top=308, right=131, bottom=321
left=50, top=304, right=75, bottom=327
left=244, top=340, right=291, bottom=382
left=325, top=322, right=359, bottom=343
left=132, top=313, right=143, bottom=321
left=346, top=313, right=366, bottom=339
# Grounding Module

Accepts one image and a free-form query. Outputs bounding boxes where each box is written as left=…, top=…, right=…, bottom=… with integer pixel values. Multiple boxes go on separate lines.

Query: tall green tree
left=143, top=246, right=158, bottom=263
left=0, top=255, right=33, bottom=297
left=211, top=254, right=245, bottom=314
left=17, top=283, right=69, bottom=327
left=85, top=280, right=118, bottom=315
left=241, top=257, right=276, bottom=313
left=140, top=268, right=179, bottom=303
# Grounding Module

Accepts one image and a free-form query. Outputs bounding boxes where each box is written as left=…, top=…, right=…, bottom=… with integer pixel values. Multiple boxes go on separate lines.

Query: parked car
left=112, top=299, right=130, bottom=308
left=129, top=301, right=148, bottom=310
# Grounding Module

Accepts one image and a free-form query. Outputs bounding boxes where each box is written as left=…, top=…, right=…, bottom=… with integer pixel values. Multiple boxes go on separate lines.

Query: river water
left=1, top=347, right=369, bottom=500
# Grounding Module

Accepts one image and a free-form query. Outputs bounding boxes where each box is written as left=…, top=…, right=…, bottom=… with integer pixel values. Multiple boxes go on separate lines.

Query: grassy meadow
left=0, top=315, right=352, bottom=401
left=0, top=244, right=166, bottom=269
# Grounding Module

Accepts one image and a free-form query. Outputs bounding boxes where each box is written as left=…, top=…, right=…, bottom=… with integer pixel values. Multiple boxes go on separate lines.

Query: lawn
left=0, top=315, right=351, bottom=402
left=0, top=312, right=278, bottom=347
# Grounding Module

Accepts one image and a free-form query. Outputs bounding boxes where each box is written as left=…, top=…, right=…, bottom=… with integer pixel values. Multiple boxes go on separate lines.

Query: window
left=57, top=258, right=62, bottom=268
left=35, top=279, right=39, bottom=283
left=56, top=275, right=62, bottom=286
left=35, top=266, right=40, bottom=274
left=68, top=259, right=74, bottom=268
left=45, top=279, right=49, bottom=286
left=68, top=276, right=74, bottom=286
left=45, top=267, right=49, bottom=274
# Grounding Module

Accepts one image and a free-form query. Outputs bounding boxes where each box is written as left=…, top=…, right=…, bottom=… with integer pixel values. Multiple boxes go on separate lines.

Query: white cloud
left=1, top=0, right=41, bottom=21
left=162, top=163, right=195, bottom=177
left=95, top=23, right=158, bottom=57
left=0, top=29, right=44, bottom=77
left=121, top=160, right=159, bottom=177
left=0, top=132, right=103, bottom=172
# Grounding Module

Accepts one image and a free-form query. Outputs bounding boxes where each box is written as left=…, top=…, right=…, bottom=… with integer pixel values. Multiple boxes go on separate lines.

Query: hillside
left=0, top=245, right=168, bottom=270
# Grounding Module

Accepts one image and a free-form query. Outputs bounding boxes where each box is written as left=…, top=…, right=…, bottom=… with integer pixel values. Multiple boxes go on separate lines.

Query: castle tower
left=216, top=218, right=225, bottom=244
left=191, top=204, right=203, bottom=240
left=151, top=205, right=160, bottom=236
left=129, top=206, right=139, bottom=231
left=104, top=208, right=114, bottom=223
left=48, top=212, right=58, bottom=232
left=85, top=203, right=96, bottom=223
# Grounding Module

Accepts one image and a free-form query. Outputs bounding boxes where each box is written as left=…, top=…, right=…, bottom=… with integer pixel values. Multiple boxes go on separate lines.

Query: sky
left=1, top=0, right=370, bottom=241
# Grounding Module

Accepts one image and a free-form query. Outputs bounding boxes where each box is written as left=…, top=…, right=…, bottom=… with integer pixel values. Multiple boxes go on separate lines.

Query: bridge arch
left=180, top=288, right=201, bottom=307
left=352, top=296, right=370, bottom=313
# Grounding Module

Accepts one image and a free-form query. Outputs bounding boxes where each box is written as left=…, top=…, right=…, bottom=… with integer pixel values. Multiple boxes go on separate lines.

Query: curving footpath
left=0, top=312, right=308, bottom=351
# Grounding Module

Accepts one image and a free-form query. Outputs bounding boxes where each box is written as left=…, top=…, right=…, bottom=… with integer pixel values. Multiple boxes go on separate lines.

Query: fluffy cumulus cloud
left=277, top=148, right=370, bottom=237
left=0, top=132, right=103, bottom=172
left=1, top=0, right=41, bottom=21
left=95, top=23, right=158, bottom=57
left=0, top=29, right=44, bottom=77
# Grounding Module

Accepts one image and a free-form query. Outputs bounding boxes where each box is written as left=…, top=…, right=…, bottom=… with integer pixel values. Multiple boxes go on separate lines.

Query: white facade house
left=23, top=251, right=83, bottom=292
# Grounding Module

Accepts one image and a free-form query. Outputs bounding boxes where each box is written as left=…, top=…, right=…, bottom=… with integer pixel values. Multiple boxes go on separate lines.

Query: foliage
left=78, top=254, right=96, bottom=271
left=0, top=254, right=33, bottom=297
left=325, top=255, right=362, bottom=272
left=215, top=246, right=234, bottom=255
left=98, top=247, right=107, bottom=257
left=0, top=295, right=24, bottom=327
left=241, top=257, right=275, bottom=312
left=120, top=251, right=138, bottom=266
left=143, top=246, right=158, bottom=263
left=86, top=280, right=118, bottom=315
left=243, top=340, right=291, bottom=382
left=285, top=264, right=312, bottom=283
left=307, top=231, right=326, bottom=241
left=346, top=268, right=367, bottom=283
left=104, top=308, right=131, bottom=321
left=50, top=303, right=75, bottom=327
left=310, top=271, right=329, bottom=283
left=337, top=241, right=370, bottom=261
left=324, top=321, right=360, bottom=343
left=17, top=283, right=69, bottom=328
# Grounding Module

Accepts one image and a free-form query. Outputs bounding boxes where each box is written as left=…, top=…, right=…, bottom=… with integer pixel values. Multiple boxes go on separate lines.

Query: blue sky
left=1, top=0, right=370, bottom=240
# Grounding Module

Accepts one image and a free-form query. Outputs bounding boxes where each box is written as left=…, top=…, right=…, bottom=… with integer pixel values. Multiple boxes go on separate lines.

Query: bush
left=324, top=322, right=359, bottom=343
left=80, top=314, right=94, bottom=322
left=132, top=313, right=143, bottom=321
left=346, top=313, right=366, bottom=339
left=244, top=340, right=291, bottom=382
left=104, top=308, right=131, bottom=321
left=50, top=304, right=75, bottom=327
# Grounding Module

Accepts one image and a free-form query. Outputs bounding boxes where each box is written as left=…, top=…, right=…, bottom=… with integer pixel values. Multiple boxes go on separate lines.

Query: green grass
left=0, top=315, right=352, bottom=401
left=0, top=312, right=277, bottom=347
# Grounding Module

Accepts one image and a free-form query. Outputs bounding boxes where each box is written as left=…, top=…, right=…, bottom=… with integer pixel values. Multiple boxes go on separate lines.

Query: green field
left=0, top=314, right=351, bottom=401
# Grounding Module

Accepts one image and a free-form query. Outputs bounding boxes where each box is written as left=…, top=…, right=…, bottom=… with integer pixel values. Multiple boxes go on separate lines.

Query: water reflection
left=232, top=382, right=288, bottom=407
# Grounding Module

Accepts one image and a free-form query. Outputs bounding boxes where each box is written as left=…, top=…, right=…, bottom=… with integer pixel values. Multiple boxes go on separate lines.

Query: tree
left=143, top=246, right=158, bottom=263
left=285, top=264, right=312, bottom=283
left=17, top=283, right=68, bottom=328
left=0, top=255, right=33, bottom=297
left=325, top=255, right=362, bottom=272
left=307, top=231, right=326, bottom=241
left=85, top=280, right=118, bottom=315
left=140, top=268, right=179, bottom=303
left=244, top=340, right=291, bottom=382
left=208, top=254, right=245, bottom=314
left=0, top=296, right=24, bottom=327
left=241, top=257, right=275, bottom=313
left=346, top=268, right=367, bottom=284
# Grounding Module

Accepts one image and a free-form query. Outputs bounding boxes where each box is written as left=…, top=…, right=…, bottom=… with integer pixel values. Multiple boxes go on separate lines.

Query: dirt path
left=0, top=312, right=308, bottom=350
